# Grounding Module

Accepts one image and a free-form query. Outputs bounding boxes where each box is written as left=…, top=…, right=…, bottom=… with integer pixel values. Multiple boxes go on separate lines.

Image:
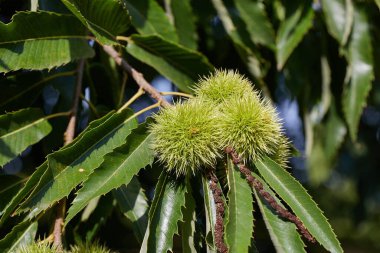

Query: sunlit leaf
left=0, top=108, right=52, bottom=167
left=65, top=122, right=154, bottom=224
left=140, top=172, right=186, bottom=253
left=16, top=110, right=138, bottom=218
left=124, top=0, right=178, bottom=42
left=126, top=35, right=213, bottom=93
left=169, top=0, right=197, bottom=49
left=276, top=3, right=314, bottom=69
left=342, top=6, right=374, bottom=141
left=255, top=157, right=343, bottom=253
left=225, top=157, right=253, bottom=252
left=321, top=0, right=353, bottom=45
left=61, top=0, right=131, bottom=45
left=233, top=0, right=275, bottom=48
left=252, top=173, right=306, bottom=253
left=0, top=11, right=94, bottom=73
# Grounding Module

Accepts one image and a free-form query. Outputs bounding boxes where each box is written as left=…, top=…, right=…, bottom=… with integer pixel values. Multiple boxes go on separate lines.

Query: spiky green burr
left=217, top=95, right=284, bottom=162
left=150, top=99, right=221, bottom=176
left=194, top=69, right=256, bottom=104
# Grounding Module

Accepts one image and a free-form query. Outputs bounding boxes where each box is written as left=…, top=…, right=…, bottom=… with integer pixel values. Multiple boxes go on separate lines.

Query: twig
left=53, top=60, right=85, bottom=250
left=206, top=170, right=228, bottom=253
left=225, top=147, right=316, bottom=243
left=102, top=45, right=171, bottom=108
left=160, top=91, right=194, bottom=98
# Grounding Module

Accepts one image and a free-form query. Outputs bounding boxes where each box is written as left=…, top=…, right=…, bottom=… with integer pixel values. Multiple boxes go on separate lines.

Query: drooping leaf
left=66, top=122, right=154, bottom=224
left=0, top=176, right=26, bottom=215
left=225, top=157, right=254, bottom=252
left=126, top=35, right=213, bottom=93
left=252, top=173, right=306, bottom=253
left=321, top=0, right=353, bottom=46
left=0, top=221, right=38, bottom=252
left=233, top=0, right=275, bottom=49
left=210, top=0, right=269, bottom=91
left=60, top=0, right=131, bottom=45
left=255, top=157, right=343, bottom=253
left=309, top=103, right=347, bottom=186
left=124, top=0, right=178, bottom=42
left=140, top=172, right=186, bottom=253
left=0, top=108, right=52, bottom=167
left=342, top=6, right=374, bottom=141
left=16, top=110, right=138, bottom=218
left=181, top=178, right=198, bottom=253
left=169, top=0, right=197, bottom=49
left=276, top=2, right=314, bottom=69
left=113, top=176, right=149, bottom=243
left=0, top=11, right=94, bottom=73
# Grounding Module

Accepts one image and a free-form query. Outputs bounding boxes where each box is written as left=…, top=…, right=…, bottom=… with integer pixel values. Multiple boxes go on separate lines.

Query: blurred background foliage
left=0, top=0, right=380, bottom=252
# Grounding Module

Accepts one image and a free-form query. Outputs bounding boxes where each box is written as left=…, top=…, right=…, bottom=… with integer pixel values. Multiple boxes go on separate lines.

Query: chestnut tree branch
left=102, top=45, right=171, bottom=108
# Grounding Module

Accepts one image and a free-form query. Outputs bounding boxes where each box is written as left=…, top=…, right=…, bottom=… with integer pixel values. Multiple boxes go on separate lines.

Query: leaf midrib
left=0, top=118, right=45, bottom=139
left=0, top=35, right=92, bottom=45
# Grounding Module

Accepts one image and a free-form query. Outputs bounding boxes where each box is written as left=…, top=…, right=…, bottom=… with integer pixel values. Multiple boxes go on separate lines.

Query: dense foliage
left=1, top=0, right=379, bottom=252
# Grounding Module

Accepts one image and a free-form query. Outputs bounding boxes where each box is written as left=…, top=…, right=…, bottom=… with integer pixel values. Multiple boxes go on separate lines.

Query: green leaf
left=126, top=35, right=213, bottom=93
left=0, top=108, right=52, bottom=167
left=309, top=103, right=347, bottom=186
left=113, top=176, right=149, bottom=244
left=202, top=176, right=216, bottom=252
left=252, top=173, right=306, bottom=253
left=16, top=110, right=138, bottom=218
left=342, top=6, right=374, bottom=141
left=169, top=0, right=197, bottom=49
left=0, top=176, right=27, bottom=215
left=0, top=11, right=94, bottom=73
left=181, top=178, right=197, bottom=253
left=140, top=172, right=186, bottom=253
left=124, top=0, right=178, bottom=42
left=0, top=221, right=38, bottom=252
left=321, top=0, right=353, bottom=46
left=0, top=163, right=47, bottom=226
left=225, top=157, right=253, bottom=252
left=60, top=0, right=131, bottom=45
left=210, top=0, right=269, bottom=85
left=276, top=3, right=314, bottom=69
left=233, top=0, right=275, bottom=48
left=255, top=157, right=343, bottom=253
left=66, top=122, right=154, bottom=224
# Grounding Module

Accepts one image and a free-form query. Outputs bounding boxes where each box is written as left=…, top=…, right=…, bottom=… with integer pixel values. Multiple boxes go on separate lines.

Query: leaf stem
left=116, top=36, right=129, bottom=43
left=225, top=147, right=315, bottom=243
left=43, top=111, right=71, bottom=120
left=118, top=88, right=145, bottom=113
left=126, top=101, right=161, bottom=122
left=160, top=91, right=194, bottom=98
left=118, top=72, right=128, bottom=108
left=102, top=45, right=171, bottom=107
left=80, top=93, right=99, bottom=118
left=0, top=71, right=76, bottom=108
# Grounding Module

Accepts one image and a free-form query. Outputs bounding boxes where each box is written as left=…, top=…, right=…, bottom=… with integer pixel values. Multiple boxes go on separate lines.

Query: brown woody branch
left=102, top=45, right=171, bottom=108
left=206, top=170, right=228, bottom=253
left=53, top=59, right=86, bottom=250
left=225, top=147, right=315, bottom=243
